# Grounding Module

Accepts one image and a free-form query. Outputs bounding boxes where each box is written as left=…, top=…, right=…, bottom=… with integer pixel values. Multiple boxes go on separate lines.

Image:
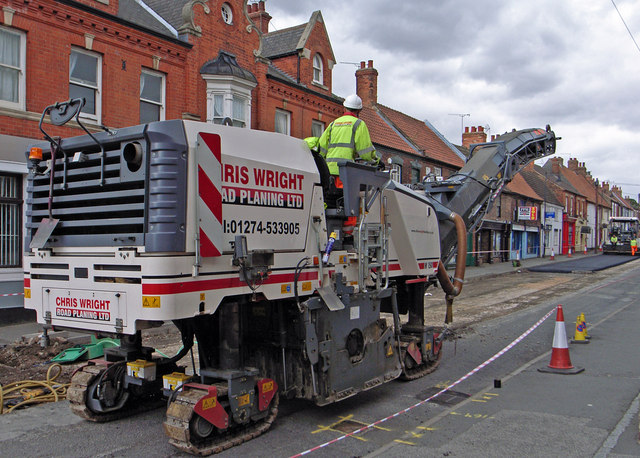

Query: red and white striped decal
left=197, top=133, right=223, bottom=257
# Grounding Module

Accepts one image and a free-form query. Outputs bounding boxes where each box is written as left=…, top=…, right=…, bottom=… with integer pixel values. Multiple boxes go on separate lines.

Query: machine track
left=164, top=385, right=279, bottom=456
left=67, top=363, right=164, bottom=422
left=399, top=347, right=443, bottom=381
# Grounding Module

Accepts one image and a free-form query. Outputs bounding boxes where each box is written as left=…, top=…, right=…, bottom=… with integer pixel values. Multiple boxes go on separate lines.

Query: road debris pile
left=0, top=337, right=80, bottom=414
left=0, top=336, right=78, bottom=386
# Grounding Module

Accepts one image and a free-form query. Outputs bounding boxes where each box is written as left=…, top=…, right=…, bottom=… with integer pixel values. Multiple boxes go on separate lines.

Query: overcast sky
left=264, top=0, right=640, bottom=199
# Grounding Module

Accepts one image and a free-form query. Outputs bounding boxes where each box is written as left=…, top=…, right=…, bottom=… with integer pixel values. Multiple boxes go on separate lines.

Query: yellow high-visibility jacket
left=318, top=113, right=378, bottom=175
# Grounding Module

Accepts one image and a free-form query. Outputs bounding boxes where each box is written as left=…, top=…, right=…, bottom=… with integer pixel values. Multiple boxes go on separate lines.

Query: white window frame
left=390, top=164, right=402, bottom=182
left=203, top=75, right=255, bottom=128
left=312, top=54, right=323, bottom=85
left=311, top=120, right=324, bottom=138
left=221, top=3, right=233, bottom=25
left=140, top=68, right=165, bottom=123
left=274, top=109, right=291, bottom=135
left=69, top=47, right=102, bottom=124
left=0, top=26, right=26, bottom=110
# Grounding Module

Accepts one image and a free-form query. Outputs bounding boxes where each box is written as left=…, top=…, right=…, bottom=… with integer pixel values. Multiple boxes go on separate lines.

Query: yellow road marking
left=394, top=439, right=416, bottom=445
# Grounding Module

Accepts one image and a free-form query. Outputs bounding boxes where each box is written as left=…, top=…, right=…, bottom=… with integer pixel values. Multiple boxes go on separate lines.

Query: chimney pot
left=248, top=1, right=271, bottom=34
left=462, top=123, right=488, bottom=148
left=360, top=61, right=365, bottom=69
left=368, top=60, right=373, bottom=68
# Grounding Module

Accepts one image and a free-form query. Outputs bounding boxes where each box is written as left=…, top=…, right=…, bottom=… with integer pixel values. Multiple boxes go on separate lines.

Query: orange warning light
left=29, top=147, right=43, bottom=162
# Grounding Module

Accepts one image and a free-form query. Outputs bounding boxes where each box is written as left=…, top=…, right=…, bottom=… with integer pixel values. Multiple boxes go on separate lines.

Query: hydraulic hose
left=436, top=211, right=467, bottom=324
left=0, top=364, right=69, bottom=414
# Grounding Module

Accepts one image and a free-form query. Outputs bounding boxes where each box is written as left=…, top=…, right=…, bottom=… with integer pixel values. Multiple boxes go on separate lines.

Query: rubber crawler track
left=164, top=386, right=279, bottom=456
left=67, top=364, right=164, bottom=422
left=399, top=347, right=443, bottom=381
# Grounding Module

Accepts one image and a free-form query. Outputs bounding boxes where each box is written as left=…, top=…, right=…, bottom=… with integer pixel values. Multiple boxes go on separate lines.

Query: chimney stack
left=355, top=60, right=378, bottom=107
left=612, top=185, right=623, bottom=197
left=550, top=157, right=563, bottom=175
left=462, top=125, right=487, bottom=148
left=248, top=1, right=271, bottom=34
left=567, top=158, right=578, bottom=171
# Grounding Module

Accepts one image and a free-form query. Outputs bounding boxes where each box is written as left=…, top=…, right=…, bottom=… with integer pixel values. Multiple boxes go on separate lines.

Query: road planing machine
left=23, top=99, right=556, bottom=454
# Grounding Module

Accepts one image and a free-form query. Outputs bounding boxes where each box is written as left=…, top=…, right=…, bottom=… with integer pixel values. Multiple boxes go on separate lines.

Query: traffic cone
left=538, top=305, right=584, bottom=374
left=580, top=313, right=591, bottom=340
left=584, top=245, right=587, bottom=255
left=568, top=248, right=572, bottom=258
left=570, top=314, right=590, bottom=344
left=550, top=248, right=555, bottom=261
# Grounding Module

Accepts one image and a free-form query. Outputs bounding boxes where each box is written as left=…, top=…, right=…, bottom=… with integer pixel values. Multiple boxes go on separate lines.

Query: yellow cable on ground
left=0, top=363, right=70, bottom=414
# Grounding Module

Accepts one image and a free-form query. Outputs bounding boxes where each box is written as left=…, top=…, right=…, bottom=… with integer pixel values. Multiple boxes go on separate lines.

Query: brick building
left=0, top=0, right=344, bottom=302
left=542, top=157, right=588, bottom=254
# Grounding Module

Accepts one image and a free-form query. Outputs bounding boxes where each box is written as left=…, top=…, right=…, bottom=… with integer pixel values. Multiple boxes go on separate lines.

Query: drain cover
left=417, top=387, right=470, bottom=406
left=333, top=419, right=369, bottom=434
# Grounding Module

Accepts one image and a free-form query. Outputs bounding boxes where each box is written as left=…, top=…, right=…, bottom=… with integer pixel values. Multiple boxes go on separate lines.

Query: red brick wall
left=265, top=79, right=342, bottom=138
left=268, top=21, right=334, bottom=98
left=3, top=0, right=193, bottom=138
left=2, top=0, right=344, bottom=142
left=298, top=21, right=333, bottom=96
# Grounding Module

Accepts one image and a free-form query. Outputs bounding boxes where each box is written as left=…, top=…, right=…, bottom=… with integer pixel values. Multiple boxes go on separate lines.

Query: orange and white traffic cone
left=584, top=245, right=587, bottom=255
left=538, top=305, right=584, bottom=374
left=568, top=248, right=572, bottom=258
left=550, top=248, right=555, bottom=261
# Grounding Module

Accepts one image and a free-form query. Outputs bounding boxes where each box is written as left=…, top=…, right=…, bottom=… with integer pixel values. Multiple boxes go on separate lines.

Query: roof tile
left=374, top=104, right=464, bottom=167
left=505, top=172, right=543, bottom=201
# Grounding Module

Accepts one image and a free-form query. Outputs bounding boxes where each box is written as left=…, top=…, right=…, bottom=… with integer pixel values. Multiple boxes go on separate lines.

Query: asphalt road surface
left=527, top=253, right=636, bottom=273
left=2, top=256, right=640, bottom=457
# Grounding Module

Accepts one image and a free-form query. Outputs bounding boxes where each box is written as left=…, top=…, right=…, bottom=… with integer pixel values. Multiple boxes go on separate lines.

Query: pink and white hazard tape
left=0, top=292, right=23, bottom=297
left=291, top=306, right=558, bottom=457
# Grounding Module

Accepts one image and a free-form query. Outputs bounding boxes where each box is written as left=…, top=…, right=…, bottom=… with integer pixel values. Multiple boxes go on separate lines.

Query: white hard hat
left=343, top=94, right=363, bottom=110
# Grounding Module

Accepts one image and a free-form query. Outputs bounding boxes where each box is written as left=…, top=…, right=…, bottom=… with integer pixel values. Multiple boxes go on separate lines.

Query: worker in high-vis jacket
left=318, top=94, right=380, bottom=182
